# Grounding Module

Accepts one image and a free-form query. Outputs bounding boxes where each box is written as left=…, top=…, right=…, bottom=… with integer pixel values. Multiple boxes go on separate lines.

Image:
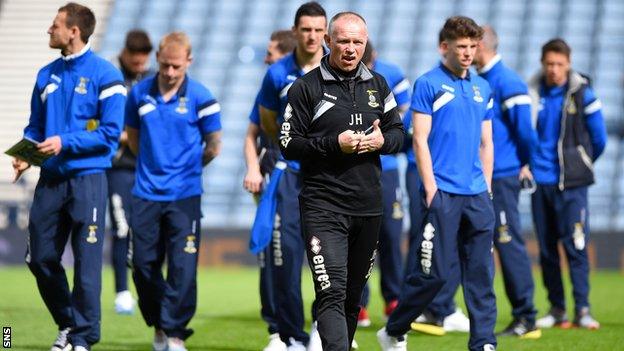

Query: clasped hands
left=338, top=119, right=384, bottom=154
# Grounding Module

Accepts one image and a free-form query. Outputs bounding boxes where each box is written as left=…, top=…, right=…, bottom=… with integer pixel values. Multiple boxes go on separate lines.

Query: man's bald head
left=327, top=12, right=367, bottom=39
left=481, top=25, right=498, bottom=53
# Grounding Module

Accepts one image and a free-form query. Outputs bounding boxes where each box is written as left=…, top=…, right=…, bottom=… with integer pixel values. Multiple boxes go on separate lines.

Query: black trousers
left=300, top=202, right=381, bottom=351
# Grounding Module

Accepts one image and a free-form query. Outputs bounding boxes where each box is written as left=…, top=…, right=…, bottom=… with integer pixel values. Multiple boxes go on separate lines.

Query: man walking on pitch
left=378, top=16, right=497, bottom=351
left=280, top=12, right=404, bottom=350
left=12, top=3, right=126, bottom=350
left=473, top=25, right=541, bottom=339
left=126, top=32, right=222, bottom=351
left=107, top=28, right=154, bottom=316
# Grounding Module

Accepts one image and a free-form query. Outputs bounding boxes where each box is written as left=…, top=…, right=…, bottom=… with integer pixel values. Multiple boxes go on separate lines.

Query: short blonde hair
left=158, top=32, right=192, bottom=56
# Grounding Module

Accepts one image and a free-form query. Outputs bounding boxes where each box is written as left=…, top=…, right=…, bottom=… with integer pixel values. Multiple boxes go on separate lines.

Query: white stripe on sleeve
left=432, top=92, right=454, bottom=113
left=392, top=79, right=410, bottom=96
left=584, top=99, right=602, bottom=115
left=99, top=84, right=127, bottom=100
left=384, top=92, right=397, bottom=113
left=198, top=102, right=221, bottom=118
left=502, top=94, right=532, bottom=111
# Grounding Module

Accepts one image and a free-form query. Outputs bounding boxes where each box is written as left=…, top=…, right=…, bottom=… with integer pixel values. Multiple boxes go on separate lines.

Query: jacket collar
left=319, top=55, right=373, bottom=82
left=528, top=69, right=587, bottom=95
left=61, top=42, right=91, bottom=62
left=477, top=54, right=502, bottom=74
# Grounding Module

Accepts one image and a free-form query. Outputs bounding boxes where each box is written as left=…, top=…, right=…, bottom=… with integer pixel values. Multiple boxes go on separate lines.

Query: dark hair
left=294, top=1, right=326, bottom=27
left=362, top=41, right=374, bottom=65
left=438, top=16, right=483, bottom=43
left=124, top=29, right=152, bottom=54
left=270, top=30, right=296, bottom=54
left=541, top=38, right=571, bottom=61
left=58, top=2, right=96, bottom=43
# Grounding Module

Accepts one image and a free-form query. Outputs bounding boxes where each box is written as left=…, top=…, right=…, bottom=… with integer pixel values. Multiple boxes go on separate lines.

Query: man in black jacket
left=279, top=12, right=404, bottom=351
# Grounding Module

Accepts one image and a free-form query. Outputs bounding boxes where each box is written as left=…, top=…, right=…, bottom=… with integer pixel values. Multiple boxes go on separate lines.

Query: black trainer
left=496, top=318, right=542, bottom=339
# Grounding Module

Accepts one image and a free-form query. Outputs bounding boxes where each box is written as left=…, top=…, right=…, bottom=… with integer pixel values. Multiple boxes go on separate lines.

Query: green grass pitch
left=0, top=266, right=622, bottom=350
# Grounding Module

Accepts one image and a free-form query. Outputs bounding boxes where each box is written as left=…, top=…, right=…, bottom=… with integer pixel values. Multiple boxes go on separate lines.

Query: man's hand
left=38, top=136, right=62, bottom=155
left=244, top=169, right=263, bottom=194
left=12, top=158, right=30, bottom=183
left=357, top=119, right=384, bottom=154
left=519, top=165, right=533, bottom=181
left=425, top=184, right=438, bottom=208
left=338, top=130, right=363, bottom=154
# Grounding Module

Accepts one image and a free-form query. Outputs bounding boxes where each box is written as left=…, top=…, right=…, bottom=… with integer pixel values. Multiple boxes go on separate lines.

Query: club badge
left=86, top=225, right=98, bottom=243
left=176, top=97, right=188, bottom=114
left=184, top=235, right=197, bottom=254
left=473, top=85, right=483, bottom=103
left=75, top=77, right=89, bottom=94
left=367, top=89, right=379, bottom=107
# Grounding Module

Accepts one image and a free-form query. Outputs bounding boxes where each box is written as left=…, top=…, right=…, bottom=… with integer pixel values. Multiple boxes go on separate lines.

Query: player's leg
left=559, top=186, right=598, bottom=329
left=459, top=191, right=497, bottom=351
left=345, top=215, right=382, bottom=346
left=107, top=168, right=135, bottom=313
left=300, top=202, right=350, bottom=351
left=377, top=170, right=403, bottom=314
left=274, top=169, right=309, bottom=346
left=259, top=246, right=280, bottom=336
left=493, top=176, right=539, bottom=337
left=27, top=177, right=73, bottom=348
left=131, top=197, right=166, bottom=329
left=532, top=185, right=570, bottom=327
left=160, top=196, right=202, bottom=346
left=384, top=190, right=461, bottom=338
left=67, top=173, right=107, bottom=348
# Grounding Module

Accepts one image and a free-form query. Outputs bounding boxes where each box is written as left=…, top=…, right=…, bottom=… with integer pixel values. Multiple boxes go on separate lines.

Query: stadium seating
left=0, top=0, right=622, bottom=232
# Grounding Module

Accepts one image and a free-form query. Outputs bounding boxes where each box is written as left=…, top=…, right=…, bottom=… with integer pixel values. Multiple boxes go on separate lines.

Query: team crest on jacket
left=567, top=98, right=577, bottom=115
left=366, top=89, right=379, bottom=107
left=472, top=85, right=483, bottom=103
left=75, top=77, right=89, bottom=94
left=176, top=97, right=188, bottom=114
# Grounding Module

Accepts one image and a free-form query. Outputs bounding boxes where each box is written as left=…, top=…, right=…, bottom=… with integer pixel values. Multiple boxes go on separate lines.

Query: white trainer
left=50, top=327, right=71, bottom=351
left=351, top=339, right=359, bottom=349
left=263, top=333, right=287, bottom=351
left=73, top=346, right=89, bottom=351
left=443, top=308, right=470, bottom=332
left=114, top=290, right=136, bottom=315
left=152, top=329, right=168, bottom=351
left=168, top=337, right=188, bottom=351
left=307, top=322, right=322, bottom=351
left=287, top=337, right=307, bottom=351
left=376, top=327, right=407, bottom=351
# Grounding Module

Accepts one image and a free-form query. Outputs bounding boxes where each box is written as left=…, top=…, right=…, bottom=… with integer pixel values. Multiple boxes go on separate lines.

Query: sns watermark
left=2, top=326, right=10, bottom=348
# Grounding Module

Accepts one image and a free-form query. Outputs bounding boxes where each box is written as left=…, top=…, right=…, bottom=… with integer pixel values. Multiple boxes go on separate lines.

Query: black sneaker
left=410, top=310, right=445, bottom=336
left=50, top=327, right=72, bottom=351
left=497, top=318, right=542, bottom=339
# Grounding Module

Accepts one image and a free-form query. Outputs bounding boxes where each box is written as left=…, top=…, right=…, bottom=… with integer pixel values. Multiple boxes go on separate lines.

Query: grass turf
left=0, top=266, right=622, bottom=350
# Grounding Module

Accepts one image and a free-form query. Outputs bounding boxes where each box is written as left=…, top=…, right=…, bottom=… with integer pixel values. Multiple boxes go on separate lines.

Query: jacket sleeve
left=279, top=79, right=341, bottom=160
left=379, top=81, right=405, bottom=154
left=502, top=79, right=537, bottom=165
left=24, top=82, right=45, bottom=142
left=61, top=67, right=126, bottom=155
left=582, top=87, right=607, bottom=160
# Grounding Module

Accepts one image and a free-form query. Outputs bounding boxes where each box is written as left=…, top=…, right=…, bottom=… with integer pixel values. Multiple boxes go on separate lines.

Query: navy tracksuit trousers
left=27, top=172, right=107, bottom=348
left=259, top=244, right=279, bottom=335
left=531, top=184, right=591, bottom=312
left=107, top=168, right=134, bottom=293
left=387, top=190, right=497, bottom=351
left=274, top=168, right=310, bottom=345
left=360, top=169, right=404, bottom=307
left=405, top=165, right=459, bottom=319
left=492, top=176, right=537, bottom=322
left=131, top=195, right=201, bottom=340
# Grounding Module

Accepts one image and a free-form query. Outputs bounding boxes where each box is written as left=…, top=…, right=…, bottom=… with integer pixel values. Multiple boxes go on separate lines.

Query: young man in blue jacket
left=12, top=3, right=126, bottom=351
left=529, top=38, right=607, bottom=330
left=474, top=25, right=540, bottom=338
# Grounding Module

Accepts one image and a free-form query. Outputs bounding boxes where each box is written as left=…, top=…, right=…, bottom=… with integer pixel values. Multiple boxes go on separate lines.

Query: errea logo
left=310, top=236, right=321, bottom=254
left=421, top=223, right=435, bottom=274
